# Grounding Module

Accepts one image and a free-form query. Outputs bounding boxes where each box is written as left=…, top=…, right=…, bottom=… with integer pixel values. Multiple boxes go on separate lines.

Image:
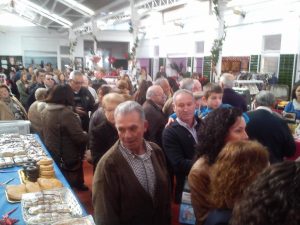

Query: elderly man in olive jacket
left=93, top=101, right=171, bottom=225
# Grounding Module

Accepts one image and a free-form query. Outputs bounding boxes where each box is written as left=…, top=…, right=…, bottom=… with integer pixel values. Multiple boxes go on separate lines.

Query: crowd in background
left=0, top=63, right=300, bottom=225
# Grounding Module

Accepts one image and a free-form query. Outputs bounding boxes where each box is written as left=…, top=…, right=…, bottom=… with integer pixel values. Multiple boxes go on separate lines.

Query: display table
left=0, top=134, right=87, bottom=223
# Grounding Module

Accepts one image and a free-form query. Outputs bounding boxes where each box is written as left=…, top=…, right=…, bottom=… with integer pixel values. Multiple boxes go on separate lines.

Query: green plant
left=212, top=0, right=220, bottom=18
left=210, top=26, right=226, bottom=66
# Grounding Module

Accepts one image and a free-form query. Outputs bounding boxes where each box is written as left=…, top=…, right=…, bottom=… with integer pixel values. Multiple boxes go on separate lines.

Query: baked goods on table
left=21, top=188, right=83, bottom=224
left=0, top=134, right=47, bottom=168
left=52, top=215, right=96, bottom=225
left=6, top=184, right=27, bottom=201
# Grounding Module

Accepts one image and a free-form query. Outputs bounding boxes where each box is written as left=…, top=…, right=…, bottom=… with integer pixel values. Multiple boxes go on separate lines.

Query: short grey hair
left=146, top=85, right=160, bottom=100
left=173, top=89, right=194, bottom=104
left=114, top=100, right=145, bottom=121
left=220, top=73, right=234, bottom=88
left=154, top=77, right=168, bottom=86
left=69, top=70, right=83, bottom=80
left=179, top=78, right=194, bottom=91
left=255, top=90, right=276, bottom=107
left=35, top=88, right=47, bottom=100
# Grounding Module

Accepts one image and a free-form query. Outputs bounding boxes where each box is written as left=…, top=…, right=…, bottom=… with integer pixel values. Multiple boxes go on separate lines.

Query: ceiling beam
left=71, top=0, right=129, bottom=29
left=45, top=0, right=85, bottom=27
left=55, top=0, right=95, bottom=16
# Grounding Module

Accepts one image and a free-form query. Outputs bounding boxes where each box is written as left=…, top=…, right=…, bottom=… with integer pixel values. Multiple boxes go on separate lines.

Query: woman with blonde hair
left=16, top=70, right=31, bottom=107
left=203, top=140, right=269, bottom=225
left=89, top=93, right=125, bottom=169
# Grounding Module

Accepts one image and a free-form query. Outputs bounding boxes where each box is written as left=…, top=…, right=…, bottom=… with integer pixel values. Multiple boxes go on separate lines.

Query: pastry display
left=25, top=182, right=41, bottom=193
left=37, top=178, right=63, bottom=190
left=0, top=134, right=47, bottom=167
left=37, top=157, right=56, bottom=179
left=6, top=184, right=27, bottom=201
left=52, top=215, right=96, bottom=225
left=22, top=188, right=83, bottom=225
left=0, top=157, right=14, bottom=168
left=37, top=157, right=53, bottom=166
left=28, top=204, right=71, bottom=215
left=13, top=156, right=30, bottom=165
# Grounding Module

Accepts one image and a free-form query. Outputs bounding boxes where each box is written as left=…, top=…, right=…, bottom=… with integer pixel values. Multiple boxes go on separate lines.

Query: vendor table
left=0, top=134, right=87, bottom=224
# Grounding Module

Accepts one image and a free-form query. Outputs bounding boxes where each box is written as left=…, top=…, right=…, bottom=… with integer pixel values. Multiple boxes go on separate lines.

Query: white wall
left=0, top=27, right=132, bottom=69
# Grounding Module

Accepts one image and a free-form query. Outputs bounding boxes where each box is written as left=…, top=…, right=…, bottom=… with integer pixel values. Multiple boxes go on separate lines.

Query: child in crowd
left=170, top=83, right=231, bottom=119
left=198, top=83, right=230, bottom=118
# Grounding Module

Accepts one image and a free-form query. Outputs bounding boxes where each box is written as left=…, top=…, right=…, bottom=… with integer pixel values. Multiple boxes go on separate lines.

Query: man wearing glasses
left=69, top=70, right=95, bottom=132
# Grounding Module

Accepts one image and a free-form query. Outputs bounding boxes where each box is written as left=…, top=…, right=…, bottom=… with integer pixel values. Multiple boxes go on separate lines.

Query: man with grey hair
left=246, top=90, right=295, bottom=163
left=93, top=101, right=171, bottom=225
left=69, top=70, right=95, bottom=132
left=154, top=77, right=172, bottom=98
left=143, top=85, right=168, bottom=148
left=162, top=89, right=199, bottom=203
left=219, top=73, right=247, bottom=111
left=163, top=78, right=201, bottom=116
left=179, top=78, right=202, bottom=92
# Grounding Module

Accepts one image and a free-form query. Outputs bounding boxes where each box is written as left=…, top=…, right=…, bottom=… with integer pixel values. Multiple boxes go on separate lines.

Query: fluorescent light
left=57, top=0, right=95, bottom=16
left=17, top=0, right=72, bottom=27
left=0, top=12, right=35, bottom=27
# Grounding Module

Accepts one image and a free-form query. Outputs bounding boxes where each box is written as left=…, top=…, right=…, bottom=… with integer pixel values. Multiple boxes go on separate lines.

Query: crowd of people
left=0, top=65, right=300, bottom=225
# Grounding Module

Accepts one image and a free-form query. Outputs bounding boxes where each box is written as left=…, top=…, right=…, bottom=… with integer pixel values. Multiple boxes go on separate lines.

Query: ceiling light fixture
left=16, top=0, right=72, bottom=28
left=56, top=0, right=95, bottom=16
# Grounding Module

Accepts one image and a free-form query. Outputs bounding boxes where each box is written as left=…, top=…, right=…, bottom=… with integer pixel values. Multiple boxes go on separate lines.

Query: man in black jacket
left=143, top=85, right=168, bottom=148
left=69, top=70, right=95, bottom=132
left=162, top=89, right=199, bottom=203
left=246, top=90, right=296, bottom=163
left=220, top=73, right=247, bottom=112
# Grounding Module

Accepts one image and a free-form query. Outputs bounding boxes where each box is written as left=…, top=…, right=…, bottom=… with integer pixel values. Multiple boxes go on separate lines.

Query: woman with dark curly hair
left=188, top=107, right=249, bottom=225
left=230, top=161, right=300, bottom=225
left=203, top=140, right=269, bottom=225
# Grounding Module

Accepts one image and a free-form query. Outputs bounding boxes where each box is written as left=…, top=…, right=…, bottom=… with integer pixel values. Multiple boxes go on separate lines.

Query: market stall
left=0, top=133, right=93, bottom=224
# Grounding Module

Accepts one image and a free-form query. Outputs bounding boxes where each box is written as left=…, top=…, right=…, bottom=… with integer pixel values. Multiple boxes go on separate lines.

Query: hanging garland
left=212, top=0, right=220, bottom=19
left=210, top=0, right=227, bottom=68
left=211, top=24, right=226, bottom=67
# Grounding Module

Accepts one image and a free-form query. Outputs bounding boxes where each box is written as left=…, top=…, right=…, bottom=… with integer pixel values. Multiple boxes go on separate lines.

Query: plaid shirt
left=119, top=141, right=156, bottom=199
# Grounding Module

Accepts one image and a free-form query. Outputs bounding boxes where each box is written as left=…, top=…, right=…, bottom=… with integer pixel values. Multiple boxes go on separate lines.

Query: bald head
left=146, top=85, right=165, bottom=106
left=220, top=73, right=235, bottom=88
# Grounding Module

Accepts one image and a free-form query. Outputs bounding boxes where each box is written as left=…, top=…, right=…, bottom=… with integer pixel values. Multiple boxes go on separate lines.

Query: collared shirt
left=256, top=106, right=273, bottom=113
left=176, top=118, right=198, bottom=143
left=119, top=141, right=156, bottom=199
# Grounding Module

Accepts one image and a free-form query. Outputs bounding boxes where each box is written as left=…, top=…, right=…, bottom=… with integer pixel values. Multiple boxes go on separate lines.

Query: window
left=261, top=56, right=279, bottom=75
left=195, top=41, right=204, bottom=54
left=263, top=34, right=281, bottom=51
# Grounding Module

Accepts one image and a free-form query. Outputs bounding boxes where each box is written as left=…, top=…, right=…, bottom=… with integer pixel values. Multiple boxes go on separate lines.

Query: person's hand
left=75, top=106, right=87, bottom=116
left=165, top=117, right=175, bottom=127
left=84, top=149, right=93, bottom=165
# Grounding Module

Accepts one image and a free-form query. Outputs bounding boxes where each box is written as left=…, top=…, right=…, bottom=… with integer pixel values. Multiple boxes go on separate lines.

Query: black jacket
left=162, top=120, right=199, bottom=203
left=73, top=86, right=95, bottom=132
left=246, top=109, right=296, bottom=163
left=222, top=88, right=247, bottom=112
left=143, top=99, right=168, bottom=148
left=90, top=119, right=118, bottom=169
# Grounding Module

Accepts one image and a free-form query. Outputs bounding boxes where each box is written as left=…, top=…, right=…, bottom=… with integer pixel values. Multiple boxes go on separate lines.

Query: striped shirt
left=119, top=141, right=156, bottom=199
